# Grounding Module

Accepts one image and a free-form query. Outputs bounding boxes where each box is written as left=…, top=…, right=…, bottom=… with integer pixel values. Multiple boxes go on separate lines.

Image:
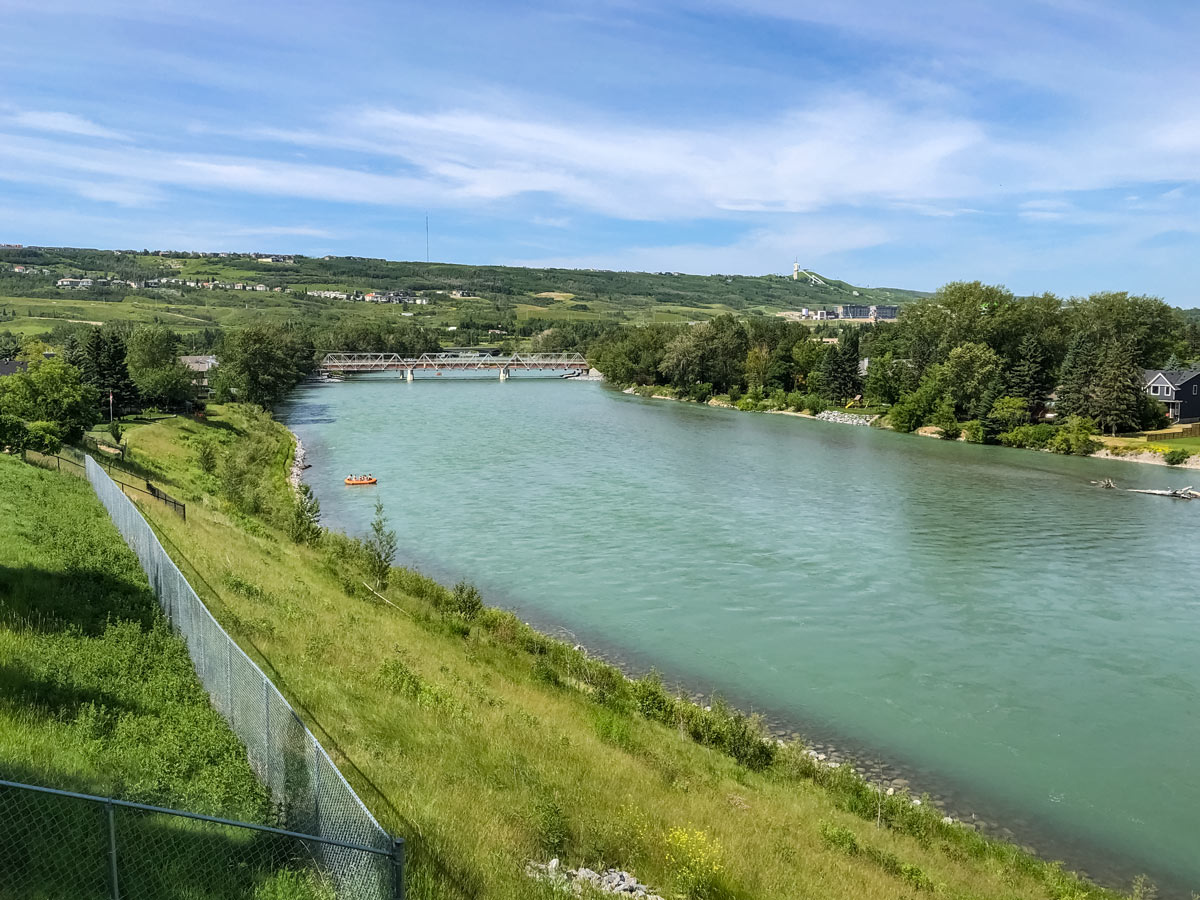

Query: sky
left=1, top=0, right=1198, bottom=303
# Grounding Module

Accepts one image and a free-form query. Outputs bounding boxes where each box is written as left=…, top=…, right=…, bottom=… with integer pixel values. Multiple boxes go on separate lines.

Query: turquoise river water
left=279, top=376, right=1200, bottom=895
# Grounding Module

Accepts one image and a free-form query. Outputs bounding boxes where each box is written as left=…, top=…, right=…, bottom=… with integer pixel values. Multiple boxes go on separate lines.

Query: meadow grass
left=117, top=406, right=1131, bottom=900
left=0, top=454, right=344, bottom=899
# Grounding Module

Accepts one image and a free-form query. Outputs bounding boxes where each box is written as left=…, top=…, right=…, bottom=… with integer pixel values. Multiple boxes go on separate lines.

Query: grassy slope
left=0, top=454, right=266, bottom=816
left=0, top=455, right=344, bottom=899
left=120, top=407, right=1124, bottom=900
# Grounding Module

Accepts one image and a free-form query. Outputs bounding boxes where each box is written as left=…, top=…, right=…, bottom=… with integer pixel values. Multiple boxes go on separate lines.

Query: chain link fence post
left=391, top=838, right=406, bottom=900
left=106, top=800, right=120, bottom=900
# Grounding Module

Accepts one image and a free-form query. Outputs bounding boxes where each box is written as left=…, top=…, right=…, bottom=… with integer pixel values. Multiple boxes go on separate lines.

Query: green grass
left=0, top=454, right=336, bottom=899
left=116, top=406, right=1132, bottom=900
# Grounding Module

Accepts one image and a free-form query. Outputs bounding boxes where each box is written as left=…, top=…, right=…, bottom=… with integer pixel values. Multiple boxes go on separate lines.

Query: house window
left=1194, top=385, right=1198, bottom=395
left=1150, top=385, right=1159, bottom=395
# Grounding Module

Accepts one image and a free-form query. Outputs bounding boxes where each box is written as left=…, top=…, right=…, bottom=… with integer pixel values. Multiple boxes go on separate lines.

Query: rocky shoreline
left=287, top=430, right=308, bottom=490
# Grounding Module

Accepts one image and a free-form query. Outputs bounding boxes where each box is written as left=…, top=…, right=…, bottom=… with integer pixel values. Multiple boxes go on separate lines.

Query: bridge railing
left=320, top=352, right=588, bottom=371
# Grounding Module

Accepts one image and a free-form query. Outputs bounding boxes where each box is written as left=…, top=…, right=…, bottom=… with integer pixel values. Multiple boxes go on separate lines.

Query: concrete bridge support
left=406, top=368, right=413, bottom=383
left=499, top=367, right=509, bottom=381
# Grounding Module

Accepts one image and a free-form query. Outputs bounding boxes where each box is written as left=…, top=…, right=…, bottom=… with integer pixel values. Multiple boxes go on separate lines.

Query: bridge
left=320, top=352, right=590, bottom=381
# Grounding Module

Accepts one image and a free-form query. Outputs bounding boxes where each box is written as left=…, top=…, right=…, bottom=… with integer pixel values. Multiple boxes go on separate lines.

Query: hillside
left=107, top=404, right=1122, bottom=900
left=0, top=247, right=928, bottom=347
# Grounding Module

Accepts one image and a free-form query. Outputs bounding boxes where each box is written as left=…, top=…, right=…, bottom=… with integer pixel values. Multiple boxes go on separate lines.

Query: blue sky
left=2, top=1, right=1198, bottom=304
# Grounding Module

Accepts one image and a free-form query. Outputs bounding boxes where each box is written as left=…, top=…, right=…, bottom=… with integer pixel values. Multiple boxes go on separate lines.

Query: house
left=180, top=355, right=219, bottom=397
left=1144, top=370, right=1200, bottom=423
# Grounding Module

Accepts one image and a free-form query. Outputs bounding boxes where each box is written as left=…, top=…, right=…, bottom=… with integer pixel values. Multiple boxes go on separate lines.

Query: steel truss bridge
left=320, top=352, right=590, bottom=380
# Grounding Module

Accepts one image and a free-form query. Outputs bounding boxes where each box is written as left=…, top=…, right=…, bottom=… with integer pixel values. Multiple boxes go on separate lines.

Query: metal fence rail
left=82, top=456, right=402, bottom=899
left=0, top=779, right=398, bottom=900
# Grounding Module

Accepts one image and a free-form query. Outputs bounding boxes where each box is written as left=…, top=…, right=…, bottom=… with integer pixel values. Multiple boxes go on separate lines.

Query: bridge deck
left=320, top=352, right=589, bottom=372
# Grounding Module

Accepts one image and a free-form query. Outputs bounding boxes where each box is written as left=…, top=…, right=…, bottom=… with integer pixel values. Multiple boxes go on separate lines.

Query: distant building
left=1144, top=369, right=1200, bottom=423
left=180, top=355, right=219, bottom=397
left=870, top=305, right=899, bottom=320
left=838, top=304, right=871, bottom=319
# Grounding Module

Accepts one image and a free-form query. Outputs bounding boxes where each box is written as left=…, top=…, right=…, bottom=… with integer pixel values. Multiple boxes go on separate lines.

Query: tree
left=1093, top=342, right=1146, bottom=435
left=818, top=333, right=861, bottom=403
left=1007, top=334, right=1051, bottom=418
left=0, top=355, right=97, bottom=442
left=931, top=396, right=960, bottom=439
left=942, top=342, right=1002, bottom=418
left=744, top=345, right=771, bottom=390
left=287, top=484, right=323, bottom=545
left=1048, top=415, right=1100, bottom=456
left=987, top=397, right=1030, bottom=433
left=864, top=351, right=910, bottom=406
left=126, top=324, right=196, bottom=409
left=364, top=499, right=398, bottom=590
left=213, top=325, right=309, bottom=408
left=790, top=338, right=828, bottom=389
left=1056, top=333, right=1099, bottom=419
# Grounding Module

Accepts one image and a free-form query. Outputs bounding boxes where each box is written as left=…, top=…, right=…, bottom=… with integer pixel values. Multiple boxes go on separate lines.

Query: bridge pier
left=499, top=367, right=509, bottom=381
left=405, top=368, right=413, bottom=383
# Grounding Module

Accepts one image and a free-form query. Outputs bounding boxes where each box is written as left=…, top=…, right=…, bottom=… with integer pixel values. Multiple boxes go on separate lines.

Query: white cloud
left=9, top=110, right=127, bottom=141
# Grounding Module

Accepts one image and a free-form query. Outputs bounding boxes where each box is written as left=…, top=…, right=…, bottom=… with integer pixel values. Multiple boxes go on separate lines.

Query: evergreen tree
left=819, top=331, right=862, bottom=402
left=1008, top=334, right=1050, bottom=418
left=365, top=499, right=398, bottom=590
left=97, top=328, right=140, bottom=417
left=1056, top=333, right=1099, bottom=419
left=1093, top=342, right=1146, bottom=435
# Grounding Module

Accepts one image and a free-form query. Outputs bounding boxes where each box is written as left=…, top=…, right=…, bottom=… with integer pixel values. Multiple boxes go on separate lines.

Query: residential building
left=838, top=304, right=871, bottom=319
left=180, top=355, right=219, bottom=398
left=870, top=305, right=899, bottom=320
left=1144, top=369, right=1200, bottom=423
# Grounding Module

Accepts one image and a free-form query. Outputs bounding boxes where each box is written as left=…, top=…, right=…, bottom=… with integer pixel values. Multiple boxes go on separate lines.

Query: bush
left=1164, top=447, right=1193, bottom=466
left=533, top=796, right=569, bottom=857
left=960, top=420, right=985, bottom=443
left=195, top=439, right=218, bottom=475
left=930, top=397, right=960, bottom=440
left=450, top=580, right=483, bottom=621
left=998, top=423, right=1057, bottom=449
left=800, top=393, right=827, bottom=414
left=1047, top=415, right=1100, bottom=456
left=686, top=382, right=713, bottom=402
left=820, top=822, right=859, bottom=854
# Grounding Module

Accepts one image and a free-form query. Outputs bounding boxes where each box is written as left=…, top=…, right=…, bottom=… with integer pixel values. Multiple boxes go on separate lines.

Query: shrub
left=592, top=708, right=635, bottom=750
left=664, top=826, right=723, bottom=898
left=287, top=484, right=322, bottom=545
left=195, top=439, right=218, bottom=475
left=108, top=420, right=123, bottom=444
left=686, top=382, right=713, bottom=402
left=1164, top=447, right=1193, bottom=466
left=961, top=420, right=985, bottom=443
left=784, top=390, right=805, bottom=411
left=799, top=393, right=827, bottom=414
left=450, top=580, right=483, bottom=621
left=820, top=822, right=859, bottom=854
left=632, top=670, right=676, bottom=721
left=930, top=397, right=960, bottom=440
left=1047, top=415, right=1100, bottom=456
left=533, top=796, right=569, bottom=857
left=998, top=423, right=1057, bottom=450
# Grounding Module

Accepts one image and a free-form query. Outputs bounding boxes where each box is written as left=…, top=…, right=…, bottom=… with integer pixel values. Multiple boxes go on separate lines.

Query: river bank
left=622, top=385, right=1200, bottom=472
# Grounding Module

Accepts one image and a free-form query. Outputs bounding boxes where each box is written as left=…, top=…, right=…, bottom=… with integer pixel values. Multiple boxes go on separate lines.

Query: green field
left=111, top=406, right=1123, bottom=900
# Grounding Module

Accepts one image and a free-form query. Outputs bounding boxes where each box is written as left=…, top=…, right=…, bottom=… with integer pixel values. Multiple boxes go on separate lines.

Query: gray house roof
left=1143, top=369, right=1200, bottom=388
left=0, top=359, right=28, bottom=377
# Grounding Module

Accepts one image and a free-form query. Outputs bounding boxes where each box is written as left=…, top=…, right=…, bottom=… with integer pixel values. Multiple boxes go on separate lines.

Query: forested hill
left=0, top=246, right=928, bottom=317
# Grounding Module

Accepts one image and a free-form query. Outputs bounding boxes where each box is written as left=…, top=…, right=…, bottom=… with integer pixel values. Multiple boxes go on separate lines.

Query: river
left=279, top=376, right=1200, bottom=896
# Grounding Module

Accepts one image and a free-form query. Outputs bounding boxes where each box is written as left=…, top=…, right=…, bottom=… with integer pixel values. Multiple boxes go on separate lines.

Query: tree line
left=586, top=282, right=1200, bottom=443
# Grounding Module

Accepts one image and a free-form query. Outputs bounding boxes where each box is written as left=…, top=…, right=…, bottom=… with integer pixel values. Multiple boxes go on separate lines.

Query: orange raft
left=344, top=475, right=377, bottom=485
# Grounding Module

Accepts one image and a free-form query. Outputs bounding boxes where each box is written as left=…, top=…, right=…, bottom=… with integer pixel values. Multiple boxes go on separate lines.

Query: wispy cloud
left=8, top=110, right=128, bottom=141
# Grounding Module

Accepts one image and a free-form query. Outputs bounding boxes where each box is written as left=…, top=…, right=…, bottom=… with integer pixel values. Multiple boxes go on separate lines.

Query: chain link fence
left=79, top=456, right=402, bottom=899
left=0, top=779, right=398, bottom=900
